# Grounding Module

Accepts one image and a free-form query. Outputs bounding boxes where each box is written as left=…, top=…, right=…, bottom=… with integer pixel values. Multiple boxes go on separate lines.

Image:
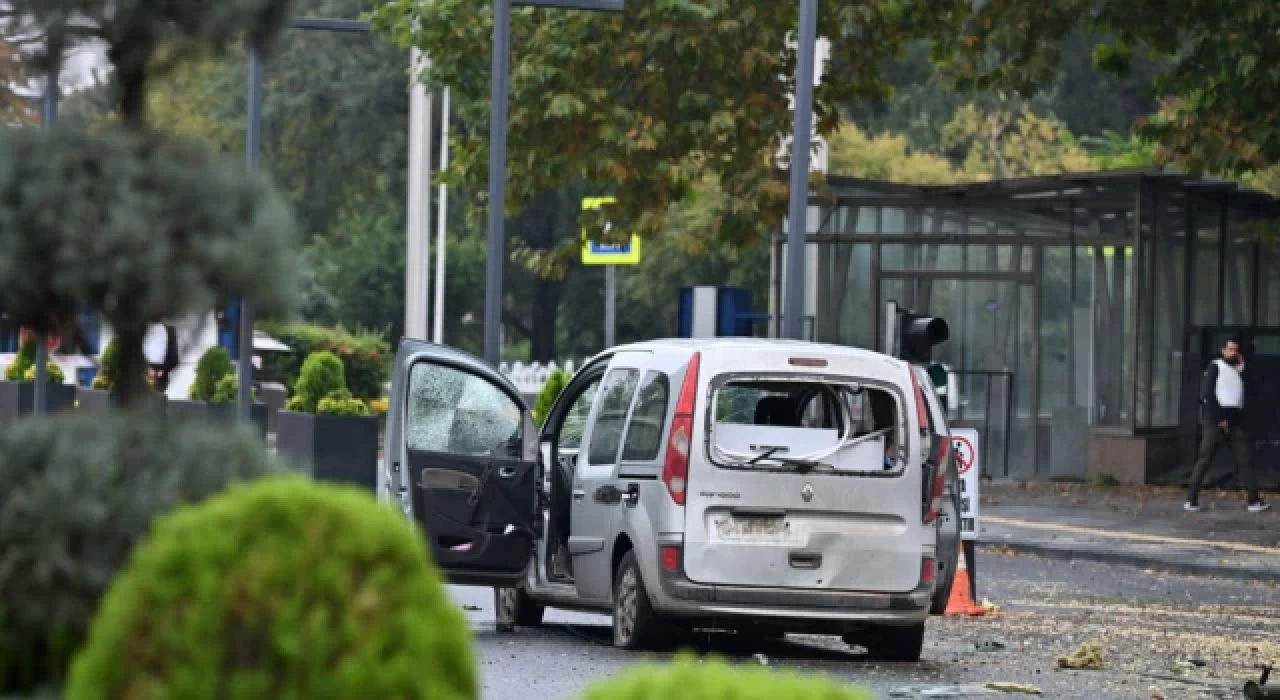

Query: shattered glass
left=406, top=363, right=522, bottom=456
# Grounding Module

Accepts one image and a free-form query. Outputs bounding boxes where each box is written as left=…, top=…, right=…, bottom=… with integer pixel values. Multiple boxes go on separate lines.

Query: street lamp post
left=483, top=0, right=625, bottom=367
left=33, top=62, right=60, bottom=415
left=240, top=17, right=372, bottom=420
left=782, top=0, right=820, bottom=341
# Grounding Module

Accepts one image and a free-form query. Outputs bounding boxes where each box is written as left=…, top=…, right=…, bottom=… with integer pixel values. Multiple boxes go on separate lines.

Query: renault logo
left=801, top=483, right=814, bottom=502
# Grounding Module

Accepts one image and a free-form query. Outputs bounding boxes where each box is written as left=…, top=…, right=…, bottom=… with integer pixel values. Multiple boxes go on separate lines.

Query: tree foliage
left=918, top=0, right=1280, bottom=173
left=0, top=39, right=37, bottom=126
left=370, top=0, right=958, bottom=266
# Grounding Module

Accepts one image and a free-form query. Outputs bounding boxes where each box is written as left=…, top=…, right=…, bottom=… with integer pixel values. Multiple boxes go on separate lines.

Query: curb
left=977, top=539, right=1280, bottom=585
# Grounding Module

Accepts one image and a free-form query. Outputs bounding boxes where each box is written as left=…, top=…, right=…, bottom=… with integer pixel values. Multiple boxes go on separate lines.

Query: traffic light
left=898, top=310, right=949, bottom=365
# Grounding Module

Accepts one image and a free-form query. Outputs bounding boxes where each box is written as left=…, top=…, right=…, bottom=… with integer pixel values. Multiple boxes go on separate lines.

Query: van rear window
left=711, top=379, right=904, bottom=475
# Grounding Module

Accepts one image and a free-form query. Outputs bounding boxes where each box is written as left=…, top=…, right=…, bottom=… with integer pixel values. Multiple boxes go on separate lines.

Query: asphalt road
left=448, top=551, right=1279, bottom=700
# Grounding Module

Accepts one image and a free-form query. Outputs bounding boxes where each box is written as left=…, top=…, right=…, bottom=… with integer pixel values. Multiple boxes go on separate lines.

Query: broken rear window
left=710, top=378, right=905, bottom=475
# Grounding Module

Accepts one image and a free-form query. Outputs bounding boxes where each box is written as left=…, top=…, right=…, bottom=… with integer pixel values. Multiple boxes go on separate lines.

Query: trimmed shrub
left=578, top=657, right=873, bottom=700
left=3, top=335, right=37, bottom=381
left=22, top=362, right=66, bottom=384
left=256, top=322, right=389, bottom=401
left=66, top=477, right=476, bottom=700
left=92, top=340, right=120, bottom=390
left=210, top=374, right=257, bottom=404
left=291, top=351, right=347, bottom=413
left=190, top=346, right=234, bottom=401
left=0, top=414, right=288, bottom=694
left=317, top=389, right=371, bottom=417
left=533, top=367, right=570, bottom=428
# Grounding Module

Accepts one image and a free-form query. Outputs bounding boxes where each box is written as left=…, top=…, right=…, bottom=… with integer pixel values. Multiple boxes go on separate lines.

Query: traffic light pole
left=782, top=0, right=820, bottom=340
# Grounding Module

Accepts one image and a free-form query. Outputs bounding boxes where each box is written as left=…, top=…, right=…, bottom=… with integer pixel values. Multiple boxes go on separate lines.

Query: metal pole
left=782, top=0, right=819, bottom=340
left=604, top=264, right=616, bottom=348
left=239, top=44, right=264, bottom=421
left=406, top=48, right=433, bottom=341
left=433, top=88, right=450, bottom=344
left=33, top=64, right=60, bottom=414
left=483, top=0, right=513, bottom=367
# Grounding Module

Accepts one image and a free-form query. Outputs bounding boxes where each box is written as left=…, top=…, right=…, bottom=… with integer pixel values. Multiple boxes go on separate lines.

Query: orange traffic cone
left=944, top=541, right=987, bottom=617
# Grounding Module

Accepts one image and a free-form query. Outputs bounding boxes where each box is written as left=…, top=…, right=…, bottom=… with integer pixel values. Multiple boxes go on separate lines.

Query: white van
left=382, top=338, right=960, bottom=661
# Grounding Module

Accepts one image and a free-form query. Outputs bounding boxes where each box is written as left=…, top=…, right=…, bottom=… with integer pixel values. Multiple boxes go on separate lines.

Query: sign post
left=580, top=196, right=640, bottom=348
left=951, top=428, right=981, bottom=601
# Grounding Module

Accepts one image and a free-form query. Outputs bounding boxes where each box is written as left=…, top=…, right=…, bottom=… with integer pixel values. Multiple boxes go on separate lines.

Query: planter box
left=166, top=398, right=209, bottom=421
left=206, top=402, right=270, bottom=440
left=276, top=411, right=378, bottom=491
left=0, top=381, right=78, bottom=420
left=76, top=387, right=112, bottom=413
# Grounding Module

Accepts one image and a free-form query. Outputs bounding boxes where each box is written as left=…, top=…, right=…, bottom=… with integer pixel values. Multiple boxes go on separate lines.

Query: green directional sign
left=926, top=363, right=947, bottom=388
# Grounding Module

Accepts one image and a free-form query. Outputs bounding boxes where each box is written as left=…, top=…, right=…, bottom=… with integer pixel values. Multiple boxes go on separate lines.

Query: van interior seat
left=754, top=395, right=800, bottom=427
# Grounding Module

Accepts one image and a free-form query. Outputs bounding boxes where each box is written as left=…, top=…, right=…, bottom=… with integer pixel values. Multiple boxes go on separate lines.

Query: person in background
left=142, top=322, right=180, bottom=393
left=1185, top=336, right=1270, bottom=513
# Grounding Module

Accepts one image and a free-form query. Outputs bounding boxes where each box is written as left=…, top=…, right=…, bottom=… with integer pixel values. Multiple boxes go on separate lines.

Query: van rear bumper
left=653, top=573, right=932, bottom=624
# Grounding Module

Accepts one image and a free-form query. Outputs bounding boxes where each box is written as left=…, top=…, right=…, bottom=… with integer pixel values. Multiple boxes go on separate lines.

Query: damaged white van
left=382, top=338, right=960, bottom=661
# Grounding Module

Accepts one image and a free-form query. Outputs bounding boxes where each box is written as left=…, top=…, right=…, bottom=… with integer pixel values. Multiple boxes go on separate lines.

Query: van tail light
left=923, top=437, right=949, bottom=524
left=662, top=352, right=701, bottom=506
left=909, top=368, right=930, bottom=436
left=661, top=545, right=682, bottom=573
left=920, top=557, right=937, bottom=586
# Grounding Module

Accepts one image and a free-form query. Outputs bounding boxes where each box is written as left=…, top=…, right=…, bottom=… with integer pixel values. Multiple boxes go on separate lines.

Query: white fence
left=500, top=360, right=578, bottom=398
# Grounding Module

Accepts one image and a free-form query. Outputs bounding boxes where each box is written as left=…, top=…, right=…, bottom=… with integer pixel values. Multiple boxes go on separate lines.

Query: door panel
left=401, top=356, right=536, bottom=587
left=571, top=352, right=649, bottom=602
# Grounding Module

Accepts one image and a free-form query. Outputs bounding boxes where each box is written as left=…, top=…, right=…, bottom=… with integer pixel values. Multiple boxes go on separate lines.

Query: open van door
left=383, top=340, right=539, bottom=587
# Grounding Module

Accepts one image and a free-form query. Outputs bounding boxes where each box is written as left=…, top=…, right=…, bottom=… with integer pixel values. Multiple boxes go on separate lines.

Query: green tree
left=370, top=1, right=959, bottom=261
left=918, top=0, right=1280, bottom=175
left=1, top=39, right=37, bottom=126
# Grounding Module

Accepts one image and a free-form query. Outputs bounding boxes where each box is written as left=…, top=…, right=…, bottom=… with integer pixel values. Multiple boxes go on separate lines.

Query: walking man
left=1185, top=336, right=1270, bottom=513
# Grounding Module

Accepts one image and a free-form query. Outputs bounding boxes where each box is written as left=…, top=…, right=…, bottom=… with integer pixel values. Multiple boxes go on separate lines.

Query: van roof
left=602, top=338, right=910, bottom=371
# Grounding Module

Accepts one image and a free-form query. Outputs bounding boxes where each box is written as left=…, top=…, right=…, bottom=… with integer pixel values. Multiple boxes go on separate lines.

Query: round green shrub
left=291, top=351, right=347, bottom=413
left=0, top=413, right=288, bottom=694
left=316, top=389, right=371, bottom=417
left=191, top=346, right=234, bottom=401
left=533, top=367, right=570, bottom=428
left=578, top=656, right=872, bottom=700
left=66, top=476, right=476, bottom=700
left=209, top=374, right=257, bottom=404
left=22, top=362, right=66, bottom=384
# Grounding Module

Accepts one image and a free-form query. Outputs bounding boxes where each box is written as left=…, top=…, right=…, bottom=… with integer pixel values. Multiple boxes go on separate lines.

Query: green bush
left=317, top=389, right=371, bottom=417
left=66, top=477, right=476, bottom=700
left=578, top=657, right=873, bottom=700
left=21, top=362, right=65, bottom=384
left=256, top=322, right=389, bottom=401
left=190, top=346, right=234, bottom=401
left=533, top=367, right=570, bottom=428
left=3, top=335, right=37, bottom=381
left=91, top=340, right=120, bottom=390
left=0, top=414, right=288, bottom=694
left=210, top=374, right=257, bottom=404
left=290, top=351, right=347, bottom=413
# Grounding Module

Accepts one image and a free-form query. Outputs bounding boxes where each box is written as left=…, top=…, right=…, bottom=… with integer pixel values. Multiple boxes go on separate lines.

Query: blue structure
left=678, top=286, right=768, bottom=338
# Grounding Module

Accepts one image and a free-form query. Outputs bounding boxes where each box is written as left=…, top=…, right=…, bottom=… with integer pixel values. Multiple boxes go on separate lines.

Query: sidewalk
left=976, top=481, right=1280, bottom=583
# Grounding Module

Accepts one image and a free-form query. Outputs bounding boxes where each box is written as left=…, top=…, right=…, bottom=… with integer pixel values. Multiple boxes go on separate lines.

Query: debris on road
left=752, top=653, right=768, bottom=666
left=981, top=681, right=1043, bottom=694
left=982, top=599, right=1001, bottom=614
left=888, top=684, right=996, bottom=697
left=1057, top=640, right=1105, bottom=670
left=975, top=640, right=1007, bottom=652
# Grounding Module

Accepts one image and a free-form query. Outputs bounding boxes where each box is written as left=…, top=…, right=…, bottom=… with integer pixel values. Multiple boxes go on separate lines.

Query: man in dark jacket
left=1185, top=337, right=1269, bottom=513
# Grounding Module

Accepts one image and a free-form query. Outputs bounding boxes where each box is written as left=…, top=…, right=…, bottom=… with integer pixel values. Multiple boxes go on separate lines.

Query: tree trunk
left=110, top=324, right=152, bottom=408
left=530, top=278, right=562, bottom=362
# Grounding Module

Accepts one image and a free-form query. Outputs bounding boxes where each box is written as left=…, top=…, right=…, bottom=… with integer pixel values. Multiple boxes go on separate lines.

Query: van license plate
left=715, top=516, right=789, bottom=541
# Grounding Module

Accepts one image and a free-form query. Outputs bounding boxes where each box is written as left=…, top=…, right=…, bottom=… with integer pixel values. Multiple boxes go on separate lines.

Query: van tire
left=612, top=551, right=665, bottom=650
left=859, top=622, right=926, bottom=662
left=495, top=586, right=544, bottom=632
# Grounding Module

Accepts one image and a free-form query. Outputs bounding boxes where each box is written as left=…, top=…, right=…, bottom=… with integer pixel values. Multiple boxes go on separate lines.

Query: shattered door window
left=407, top=362, right=523, bottom=457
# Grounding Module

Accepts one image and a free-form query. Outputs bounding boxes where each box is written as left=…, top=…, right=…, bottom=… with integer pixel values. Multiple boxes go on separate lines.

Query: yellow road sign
left=581, top=196, right=641, bottom=265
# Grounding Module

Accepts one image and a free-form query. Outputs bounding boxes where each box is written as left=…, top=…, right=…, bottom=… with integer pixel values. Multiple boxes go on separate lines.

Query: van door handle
left=498, top=465, right=517, bottom=479
left=572, top=489, right=586, bottom=501
left=789, top=551, right=822, bottom=569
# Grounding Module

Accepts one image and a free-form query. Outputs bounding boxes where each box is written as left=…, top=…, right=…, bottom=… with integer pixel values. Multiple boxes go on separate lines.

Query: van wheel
left=495, top=586, right=544, bottom=632
left=613, top=551, right=665, bottom=650
left=859, top=623, right=926, bottom=662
